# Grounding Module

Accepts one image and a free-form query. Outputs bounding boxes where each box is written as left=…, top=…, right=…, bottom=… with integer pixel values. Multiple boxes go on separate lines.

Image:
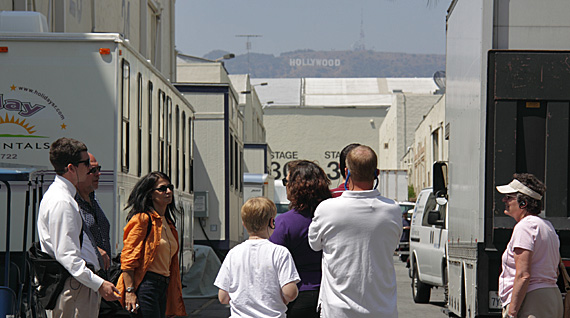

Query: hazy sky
left=175, top=0, right=450, bottom=58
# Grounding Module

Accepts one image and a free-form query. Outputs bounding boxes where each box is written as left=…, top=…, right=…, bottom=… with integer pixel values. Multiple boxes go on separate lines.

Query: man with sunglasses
left=38, top=138, right=120, bottom=318
left=75, top=153, right=112, bottom=272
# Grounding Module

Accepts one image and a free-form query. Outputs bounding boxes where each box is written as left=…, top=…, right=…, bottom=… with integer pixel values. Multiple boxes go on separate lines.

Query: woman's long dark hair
left=125, top=171, right=178, bottom=225
left=286, top=160, right=332, bottom=217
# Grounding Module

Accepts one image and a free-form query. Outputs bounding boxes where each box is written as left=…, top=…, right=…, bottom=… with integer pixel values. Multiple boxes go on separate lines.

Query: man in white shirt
left=38, top=137, right=120, bottom=318
left=308, top=145, right=402, bottom=318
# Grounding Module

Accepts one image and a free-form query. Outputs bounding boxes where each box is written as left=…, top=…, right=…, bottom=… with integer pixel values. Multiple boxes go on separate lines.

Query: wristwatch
left=126, top=287, right=135, bottom=293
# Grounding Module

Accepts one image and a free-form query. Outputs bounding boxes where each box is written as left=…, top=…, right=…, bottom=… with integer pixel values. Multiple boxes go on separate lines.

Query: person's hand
left=98, top=247, right=111, bottom=270
left=98, top=280, right=120, bottom=301
left=125, top=290, right=139, bottom=313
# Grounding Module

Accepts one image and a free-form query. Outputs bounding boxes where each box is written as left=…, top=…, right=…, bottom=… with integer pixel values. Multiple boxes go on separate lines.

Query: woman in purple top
left=270, top=160, right=332, bottom=318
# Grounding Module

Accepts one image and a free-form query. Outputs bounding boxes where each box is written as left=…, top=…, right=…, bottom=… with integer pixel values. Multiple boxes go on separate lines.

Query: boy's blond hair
left=241, top=197, right=277, bottom=234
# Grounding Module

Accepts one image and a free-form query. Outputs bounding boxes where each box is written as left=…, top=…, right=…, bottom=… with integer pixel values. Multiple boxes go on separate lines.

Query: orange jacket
left=117, top=211, right=186, bottom=317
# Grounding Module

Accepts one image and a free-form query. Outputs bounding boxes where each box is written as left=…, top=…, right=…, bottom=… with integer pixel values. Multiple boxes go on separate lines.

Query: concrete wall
left=378, top=94, right=444, bottom=170
left=264, top=106, right=388, bottom=187
left=405, top=95, right=447, bottom=196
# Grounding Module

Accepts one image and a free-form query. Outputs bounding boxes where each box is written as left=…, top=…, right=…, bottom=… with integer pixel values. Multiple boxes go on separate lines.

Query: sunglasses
left=154, top=184, right=174, bottom=193
left=74, top=158, right=90, bottom=167
left=268, top=218, right=275, bottom=229
left=88, top=165, right=102, bottom=175
left=282, top=178, right=288, bottom=187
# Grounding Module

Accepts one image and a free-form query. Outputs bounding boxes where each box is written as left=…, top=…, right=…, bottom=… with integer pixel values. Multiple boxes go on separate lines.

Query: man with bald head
left=309, top=145, right=402, bottom=318
left=75, top=153, right=112, bottom=271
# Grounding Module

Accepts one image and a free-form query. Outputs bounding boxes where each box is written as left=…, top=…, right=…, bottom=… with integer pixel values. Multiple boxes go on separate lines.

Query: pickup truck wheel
left=412, top=263, right=431, bottom=303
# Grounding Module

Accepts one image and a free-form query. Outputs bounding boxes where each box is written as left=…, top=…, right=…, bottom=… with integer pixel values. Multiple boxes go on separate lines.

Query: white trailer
left=0, top=28, right=196, bottom=272
left=378, top=169, right=408, bottom=202
left=444, top=0, right=570, bottom=316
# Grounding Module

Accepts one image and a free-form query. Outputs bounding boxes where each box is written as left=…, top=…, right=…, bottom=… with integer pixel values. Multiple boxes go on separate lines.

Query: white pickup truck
left=409, top=187, right=448, bottom=303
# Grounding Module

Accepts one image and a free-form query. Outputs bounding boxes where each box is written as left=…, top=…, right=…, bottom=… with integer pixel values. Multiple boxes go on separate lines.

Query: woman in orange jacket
left=117, top=171, right=186, bottom=318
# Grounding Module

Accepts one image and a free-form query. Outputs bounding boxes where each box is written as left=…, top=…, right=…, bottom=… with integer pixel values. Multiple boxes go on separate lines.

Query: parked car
left=396, top=201, right=415, bottom=262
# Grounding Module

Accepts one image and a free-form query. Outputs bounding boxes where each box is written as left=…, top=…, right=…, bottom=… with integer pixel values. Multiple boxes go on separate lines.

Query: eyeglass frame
left=88, top=165, right=102, bottom=175
left=268, top=217, right=275, bottom=229
left=73, top=158, right=90, bottom=167
left=282, top=178, right=288, bottom=187
left=154, top=184, right=174, bottom=193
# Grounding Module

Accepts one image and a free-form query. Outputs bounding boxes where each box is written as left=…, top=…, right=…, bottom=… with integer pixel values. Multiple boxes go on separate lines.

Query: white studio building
left=253, top=77, right=441, bottom=187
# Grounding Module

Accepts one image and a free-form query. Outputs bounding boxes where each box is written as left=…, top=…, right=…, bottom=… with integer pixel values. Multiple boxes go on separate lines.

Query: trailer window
left=230, top=134, right=234, bottom=188
left=234, top=138, right=239, bottom=191
left=148, top=81, right=153, bottom=172
left=182, top=111, right=186, bottom=192
left=121, top=60, right=130, bottom=173
left=137, top=73, right=143, bottom=177
left=175, top=105, right=180, bottom=188
left=158, top=90, right=165, bottom=173
left=189, top=116, right=194, bottom=193
left=167, top=97, right=172, bottom=178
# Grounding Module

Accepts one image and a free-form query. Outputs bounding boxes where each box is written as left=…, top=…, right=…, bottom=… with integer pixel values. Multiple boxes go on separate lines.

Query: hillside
left=204, top=49, right=445, bottom=78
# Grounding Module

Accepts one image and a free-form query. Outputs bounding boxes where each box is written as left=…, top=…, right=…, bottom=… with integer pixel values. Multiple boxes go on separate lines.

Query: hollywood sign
left=289, top=58, right=341, bottom=67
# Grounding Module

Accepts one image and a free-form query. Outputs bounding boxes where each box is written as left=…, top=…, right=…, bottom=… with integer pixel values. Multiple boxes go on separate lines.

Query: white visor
left=496, top=179, right=542, bottom=200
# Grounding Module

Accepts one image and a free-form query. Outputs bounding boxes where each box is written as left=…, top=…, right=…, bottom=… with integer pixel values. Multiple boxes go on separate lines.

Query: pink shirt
left=499, top=215, right=560, bottom=305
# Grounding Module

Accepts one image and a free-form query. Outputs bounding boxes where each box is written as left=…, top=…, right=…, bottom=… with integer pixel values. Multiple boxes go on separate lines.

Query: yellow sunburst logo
left=0, top=114, right=36, bottom=134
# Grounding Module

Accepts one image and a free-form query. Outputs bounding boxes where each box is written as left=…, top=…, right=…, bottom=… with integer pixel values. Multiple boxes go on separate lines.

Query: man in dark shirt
left=75, top=152, right=111, bottom=270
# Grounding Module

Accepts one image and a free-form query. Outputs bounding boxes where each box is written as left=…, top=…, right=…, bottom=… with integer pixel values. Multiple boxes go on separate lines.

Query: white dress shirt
left=38, top=175, right=104, bottom=291
left=309, top=189, right=402, bottom=318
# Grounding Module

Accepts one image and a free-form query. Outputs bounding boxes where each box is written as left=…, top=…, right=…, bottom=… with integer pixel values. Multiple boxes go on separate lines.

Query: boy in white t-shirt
left=214, top=197, right=300, bottom=318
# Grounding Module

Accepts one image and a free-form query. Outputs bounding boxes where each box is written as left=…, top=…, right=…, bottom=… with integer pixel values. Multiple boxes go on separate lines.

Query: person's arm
left=308, top=209, right=323, bottom=251
left=218, top=289, right=230, bottom=304
left=281, top=282, right=298, bottom=305
left=120, top=213, right=150, bottom=312
left=98, top=247, right=111, bottom=270
left=507, top=247, right=533, bottom=317
left=122, top=270, right=138, bottom=311
left=50, top=200, right=104, bottom=291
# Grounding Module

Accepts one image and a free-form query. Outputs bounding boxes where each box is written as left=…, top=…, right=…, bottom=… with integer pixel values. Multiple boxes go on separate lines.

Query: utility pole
left=235, top=34, right=262, bottom=75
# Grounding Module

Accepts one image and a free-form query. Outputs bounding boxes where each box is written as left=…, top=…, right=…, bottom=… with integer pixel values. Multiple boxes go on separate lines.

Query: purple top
left=269, top=209, right=322, bottom=291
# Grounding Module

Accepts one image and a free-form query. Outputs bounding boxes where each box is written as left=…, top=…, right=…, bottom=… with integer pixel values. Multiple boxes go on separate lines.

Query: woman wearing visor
left=497, top=173, right=562, bottom=318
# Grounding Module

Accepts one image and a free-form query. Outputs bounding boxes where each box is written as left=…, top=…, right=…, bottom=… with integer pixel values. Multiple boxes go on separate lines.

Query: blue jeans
left=130, top=272, right=169, bottom=318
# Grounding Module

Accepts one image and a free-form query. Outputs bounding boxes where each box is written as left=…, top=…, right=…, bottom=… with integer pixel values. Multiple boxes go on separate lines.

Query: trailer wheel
left=412, top=262, right=431, bottom=303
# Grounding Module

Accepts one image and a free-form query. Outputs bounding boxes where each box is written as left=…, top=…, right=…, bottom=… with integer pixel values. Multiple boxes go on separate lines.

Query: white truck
left=0, top=14, right=196, bottom=272
left=408, top=162, right=448, bottom=304
left=413, top=1, right=570, bottom=317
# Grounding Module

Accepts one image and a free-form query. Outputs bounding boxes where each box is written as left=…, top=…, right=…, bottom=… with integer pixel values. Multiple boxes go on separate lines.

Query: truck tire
left=412, top=263, right=431, bottom=303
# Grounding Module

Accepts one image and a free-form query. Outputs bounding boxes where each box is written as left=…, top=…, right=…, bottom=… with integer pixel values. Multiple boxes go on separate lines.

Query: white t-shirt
left=308, top=189, right=402, bottom=318
left=214, top=239, right=300, bottom=318
left=499, top=215, right=560, bottom=305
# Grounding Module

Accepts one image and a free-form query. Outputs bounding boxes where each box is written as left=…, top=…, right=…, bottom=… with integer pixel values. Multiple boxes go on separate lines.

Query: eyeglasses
left=282, top=178, right=288, bottom=187
left=88, top=165, right=102, bottom=175
left=74, top=158, right=90, bottom=167
left=154, top=184, right=174, bottom=193
left=268, top=218, right=275, bottom=229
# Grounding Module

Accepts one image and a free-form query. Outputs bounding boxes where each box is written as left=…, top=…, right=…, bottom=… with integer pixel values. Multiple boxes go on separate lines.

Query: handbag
left=27, top=241, right=71, bottom=310
left=559, top=257, right=570, bottom=318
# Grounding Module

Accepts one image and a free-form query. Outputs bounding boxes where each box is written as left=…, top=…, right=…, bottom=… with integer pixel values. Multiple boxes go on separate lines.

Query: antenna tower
left=235, top=34, right=262, bottom=75
left=353, top=10, right=366, bottom=51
